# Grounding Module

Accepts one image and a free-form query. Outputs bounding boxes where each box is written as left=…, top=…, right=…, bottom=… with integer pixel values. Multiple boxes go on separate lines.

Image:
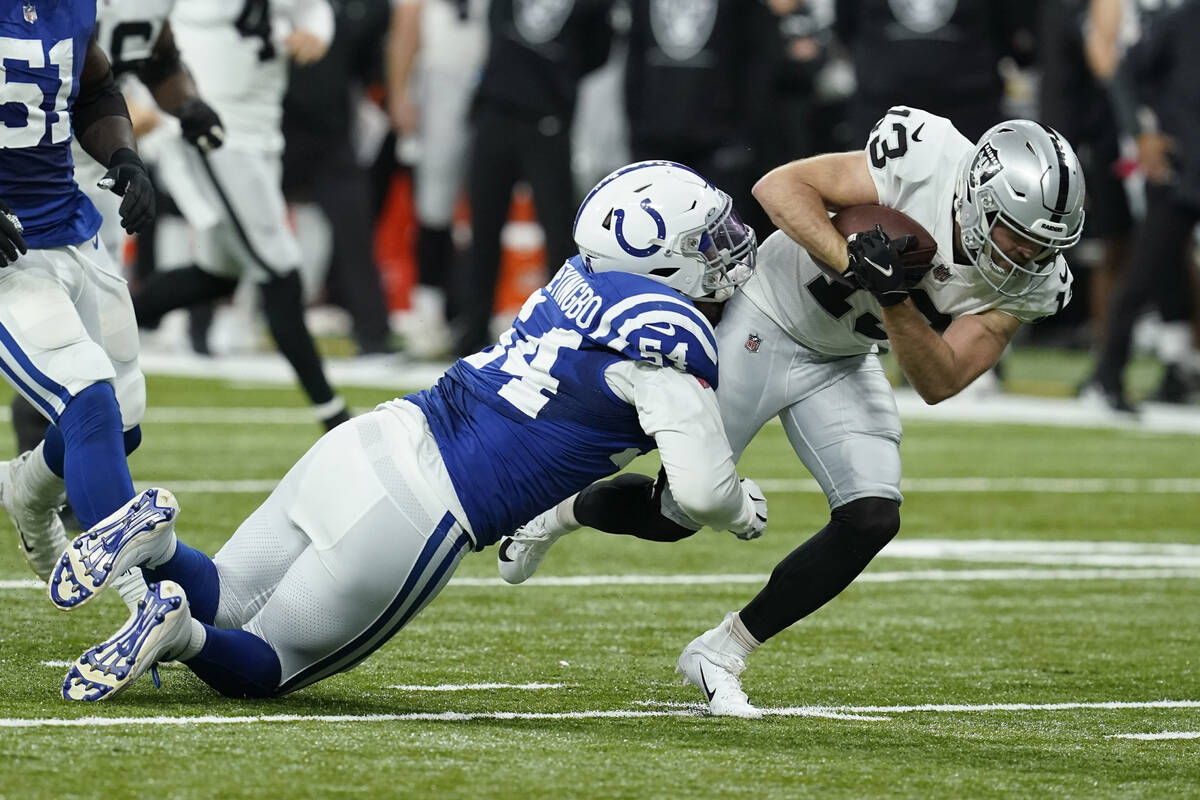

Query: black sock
left=574, top=472, right=697, bottom=543
left=259, top=272, right=336, bottom=408
left=133, top=266, right=238, bottom=329
left=740, top=497, right=900, bottom=643
left=416, top=225, right=453, bottom=290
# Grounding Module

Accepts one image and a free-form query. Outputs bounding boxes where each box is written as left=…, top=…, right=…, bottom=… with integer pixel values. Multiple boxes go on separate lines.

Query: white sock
left=722, top=611, right=762, bottom=660
left=144, top=530, right=179, bottom=569
left=553, top=494, right=583, bottom=533
left=114, top=569, right=150, bottom=613
left=175, top=618, right=206, bottom=662
left=24, top=442, right=66, bottom=506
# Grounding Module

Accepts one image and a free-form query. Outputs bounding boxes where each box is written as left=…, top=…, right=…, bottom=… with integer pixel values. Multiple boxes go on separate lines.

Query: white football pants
left=209, top=402, right=474, bottom=693
left=716, top=291, right=904, bottom=509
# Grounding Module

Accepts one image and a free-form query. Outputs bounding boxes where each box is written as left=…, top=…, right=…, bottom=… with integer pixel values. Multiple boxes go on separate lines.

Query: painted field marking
left=386, top=683, right=569, bottom=691
left=1108, top=731, right=1200, bottom=740
left=3, top=699, right=1197, bottom=729
left=120, top=477, right=1200, bottom=495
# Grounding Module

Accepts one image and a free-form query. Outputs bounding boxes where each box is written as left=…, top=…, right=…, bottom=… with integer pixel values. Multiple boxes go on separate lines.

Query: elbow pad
left=73, top=65, right=129, bottom=140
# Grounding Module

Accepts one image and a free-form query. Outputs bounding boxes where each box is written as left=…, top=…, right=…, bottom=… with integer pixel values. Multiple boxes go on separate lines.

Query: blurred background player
left=0, top=1, right=158, bottom=597
left=499, top=110, right=1086, bottom=716
left=50, top=161, right=767, bottom=703
left=453, top=0, right=615, bottom=356
left=131, top=0, right=351, bottom=431
left=387, top=0, right=488, bottom=359
left=283, top=0, right=396, bottom=358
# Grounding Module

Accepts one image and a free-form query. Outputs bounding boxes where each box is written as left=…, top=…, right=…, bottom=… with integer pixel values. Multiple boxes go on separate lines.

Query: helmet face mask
left=574, top=161, right=757, bottom=302
left=956, top=121, right=1086, bottom=298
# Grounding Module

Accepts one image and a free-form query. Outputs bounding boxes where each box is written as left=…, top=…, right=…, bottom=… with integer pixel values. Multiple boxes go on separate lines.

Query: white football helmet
left=955, top=120, right=1086, bottom=297
left=573, top=161, right=757, bottom=302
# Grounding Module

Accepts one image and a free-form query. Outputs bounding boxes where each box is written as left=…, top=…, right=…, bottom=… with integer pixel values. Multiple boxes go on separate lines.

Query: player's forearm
left=656, top=427, right=749, bottom=529
left=386, top=3, right=422, bottom=110
left=77, top=116, right=139, bottom=168
left=880, top=302, right=965, bottom=404
left=752, top=164, right=850, bottom=272
left=145, top=70, right=199, bottom=118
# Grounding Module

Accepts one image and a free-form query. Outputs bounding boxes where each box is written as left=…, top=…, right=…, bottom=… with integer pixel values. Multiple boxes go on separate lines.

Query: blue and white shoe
left=62, top=581, right=192, bottom=701
left=48, top=488, right=178, bottom=611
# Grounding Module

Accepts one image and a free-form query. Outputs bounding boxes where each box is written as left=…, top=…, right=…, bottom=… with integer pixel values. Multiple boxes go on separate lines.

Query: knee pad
left=831, top=496, right=901, bottom=557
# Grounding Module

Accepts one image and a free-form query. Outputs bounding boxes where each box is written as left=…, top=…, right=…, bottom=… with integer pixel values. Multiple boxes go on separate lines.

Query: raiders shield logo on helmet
left=745, top=334, right=762, bottom=353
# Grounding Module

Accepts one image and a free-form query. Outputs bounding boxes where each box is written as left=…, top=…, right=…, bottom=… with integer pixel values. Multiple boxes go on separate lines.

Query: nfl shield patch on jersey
left=23, top=3, right=37, bottom=23
left=745, top=334, right=762, bottom=353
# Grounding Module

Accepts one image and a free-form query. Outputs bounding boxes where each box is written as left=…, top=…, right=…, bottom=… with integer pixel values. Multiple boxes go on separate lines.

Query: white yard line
left=3, top=699, right=1197, bottom=729
left=7, top=563, right=1200, bottom=593
left=386, top=683, right=569, bottom=691
left=1107, top=731, right=1200, bottom=740
left=139, top=477, right=1200, bottom=495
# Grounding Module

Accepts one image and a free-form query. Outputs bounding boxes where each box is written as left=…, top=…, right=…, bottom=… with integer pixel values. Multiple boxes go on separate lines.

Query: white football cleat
left=0, top=451, right=69, bottom=583
left=62, top=580, right=192, bottom=701
left=497, top=509, right=572, bottom=585
left=49, top=488, right=179, bottom=611
left=676, top=621, right=762, bottom=719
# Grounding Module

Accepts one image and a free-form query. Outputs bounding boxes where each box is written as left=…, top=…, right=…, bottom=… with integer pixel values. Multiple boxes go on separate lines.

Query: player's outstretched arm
left=614, top=360, right=765, bottom=539
left=751, top=151, right=879, bottom=273
left=138, top=23, right=224, bottom=152
left=883, top=305, right=1021, bottom=404
left=74, top=37, right=154, bottom=233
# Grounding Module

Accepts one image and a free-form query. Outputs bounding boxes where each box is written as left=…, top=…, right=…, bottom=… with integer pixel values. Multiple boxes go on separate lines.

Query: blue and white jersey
left=0, top=0, right=102, bottom=249
left=407, top=255, right=719, bottom=546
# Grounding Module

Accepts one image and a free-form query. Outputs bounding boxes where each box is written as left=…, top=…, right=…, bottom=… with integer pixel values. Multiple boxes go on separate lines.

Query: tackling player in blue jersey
left=0, top=2, right=159, bottom=601
left=46, top=161, right=767, bottom=702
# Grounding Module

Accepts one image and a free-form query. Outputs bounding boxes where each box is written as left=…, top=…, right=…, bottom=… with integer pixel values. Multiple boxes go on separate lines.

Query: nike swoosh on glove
left=729, top=478, right=767, bottom=541
left=177, top=97, right=225, bottom=152
left=845, top=224, right=919, bottom=306
left=98, top=148, right=155, bottom=234
left=0, top=199, right=27, bottom=267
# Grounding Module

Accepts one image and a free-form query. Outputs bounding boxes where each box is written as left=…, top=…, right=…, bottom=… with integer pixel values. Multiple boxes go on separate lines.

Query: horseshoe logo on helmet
left=613, top=198, right=666, bottom=258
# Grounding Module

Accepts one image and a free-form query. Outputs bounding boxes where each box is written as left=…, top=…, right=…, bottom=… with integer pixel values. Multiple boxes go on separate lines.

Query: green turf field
left=1, top=369, right=1198, bottom=799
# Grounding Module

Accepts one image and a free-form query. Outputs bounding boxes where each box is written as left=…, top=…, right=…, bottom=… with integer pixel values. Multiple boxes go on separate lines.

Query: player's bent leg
left=49, top=488, right=179, bottom=610
left=0, top=444, right=68, bottom=582
left=739, top=496, right=901, bottom=643
left=676, top=611, right=764, bottom=719
left=62, top=580, right=200, bottom=701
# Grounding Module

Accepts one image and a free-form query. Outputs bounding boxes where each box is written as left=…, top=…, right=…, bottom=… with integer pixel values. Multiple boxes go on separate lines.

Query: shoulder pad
left=589, top=291, right=719, bottom=386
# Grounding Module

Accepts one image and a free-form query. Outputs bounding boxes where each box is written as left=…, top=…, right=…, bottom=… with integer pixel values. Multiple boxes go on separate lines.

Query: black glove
left=0, top=199, right=28, bottom=267
left=845, top=224, right=918, bottom=306
left=99, top=148, right=155, bottom=234
left=177, top=97, right=225, bottom=152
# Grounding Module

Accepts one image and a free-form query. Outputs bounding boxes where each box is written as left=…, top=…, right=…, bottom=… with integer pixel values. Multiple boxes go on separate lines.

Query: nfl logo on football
left=745, top=333, right=762, bottom=353
left=23, top=3, right=37, bottom=23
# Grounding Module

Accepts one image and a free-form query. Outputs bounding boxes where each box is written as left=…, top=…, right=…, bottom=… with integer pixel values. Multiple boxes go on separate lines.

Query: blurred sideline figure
left=131, top=0, right=350, bottom=431
left=453, top=0, right=615, bottom=356
left=1081, top=0, right=1200, bottom=410
left=1038, top=0, right=1134, bottom=346
left=50, top=162, right=766, bottom=703
left=498, top=109, right=1086, bottom=717
left=623, top=0, right=774, bottom=239
left=0, top=2, right=158, bottom=606
left=387, top=0, right=488, bottom=359
left=283, top=0, right=395, bottom=357
left=835, top=0, right=1037, bottom=142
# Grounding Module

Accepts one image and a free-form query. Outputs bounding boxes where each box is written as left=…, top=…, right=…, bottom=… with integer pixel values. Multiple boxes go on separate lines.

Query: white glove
left=729, top=478, right=767, bottom=541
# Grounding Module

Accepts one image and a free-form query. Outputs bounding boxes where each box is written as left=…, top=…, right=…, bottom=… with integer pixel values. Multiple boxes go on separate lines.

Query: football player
left=5, top=0, right=227, bottom=583
left=0, top=2, right=159, bottom=599
left=130, top=0, right=350, bottom=431
left=49, top=162, right=769, bottom=703
left=497, top=108, right=1086, bottom=717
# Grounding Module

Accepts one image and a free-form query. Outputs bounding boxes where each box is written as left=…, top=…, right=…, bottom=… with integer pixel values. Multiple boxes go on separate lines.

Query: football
left=831, top=203, right=938, bottom=265
left=813, top=204, right=938, bottom=286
